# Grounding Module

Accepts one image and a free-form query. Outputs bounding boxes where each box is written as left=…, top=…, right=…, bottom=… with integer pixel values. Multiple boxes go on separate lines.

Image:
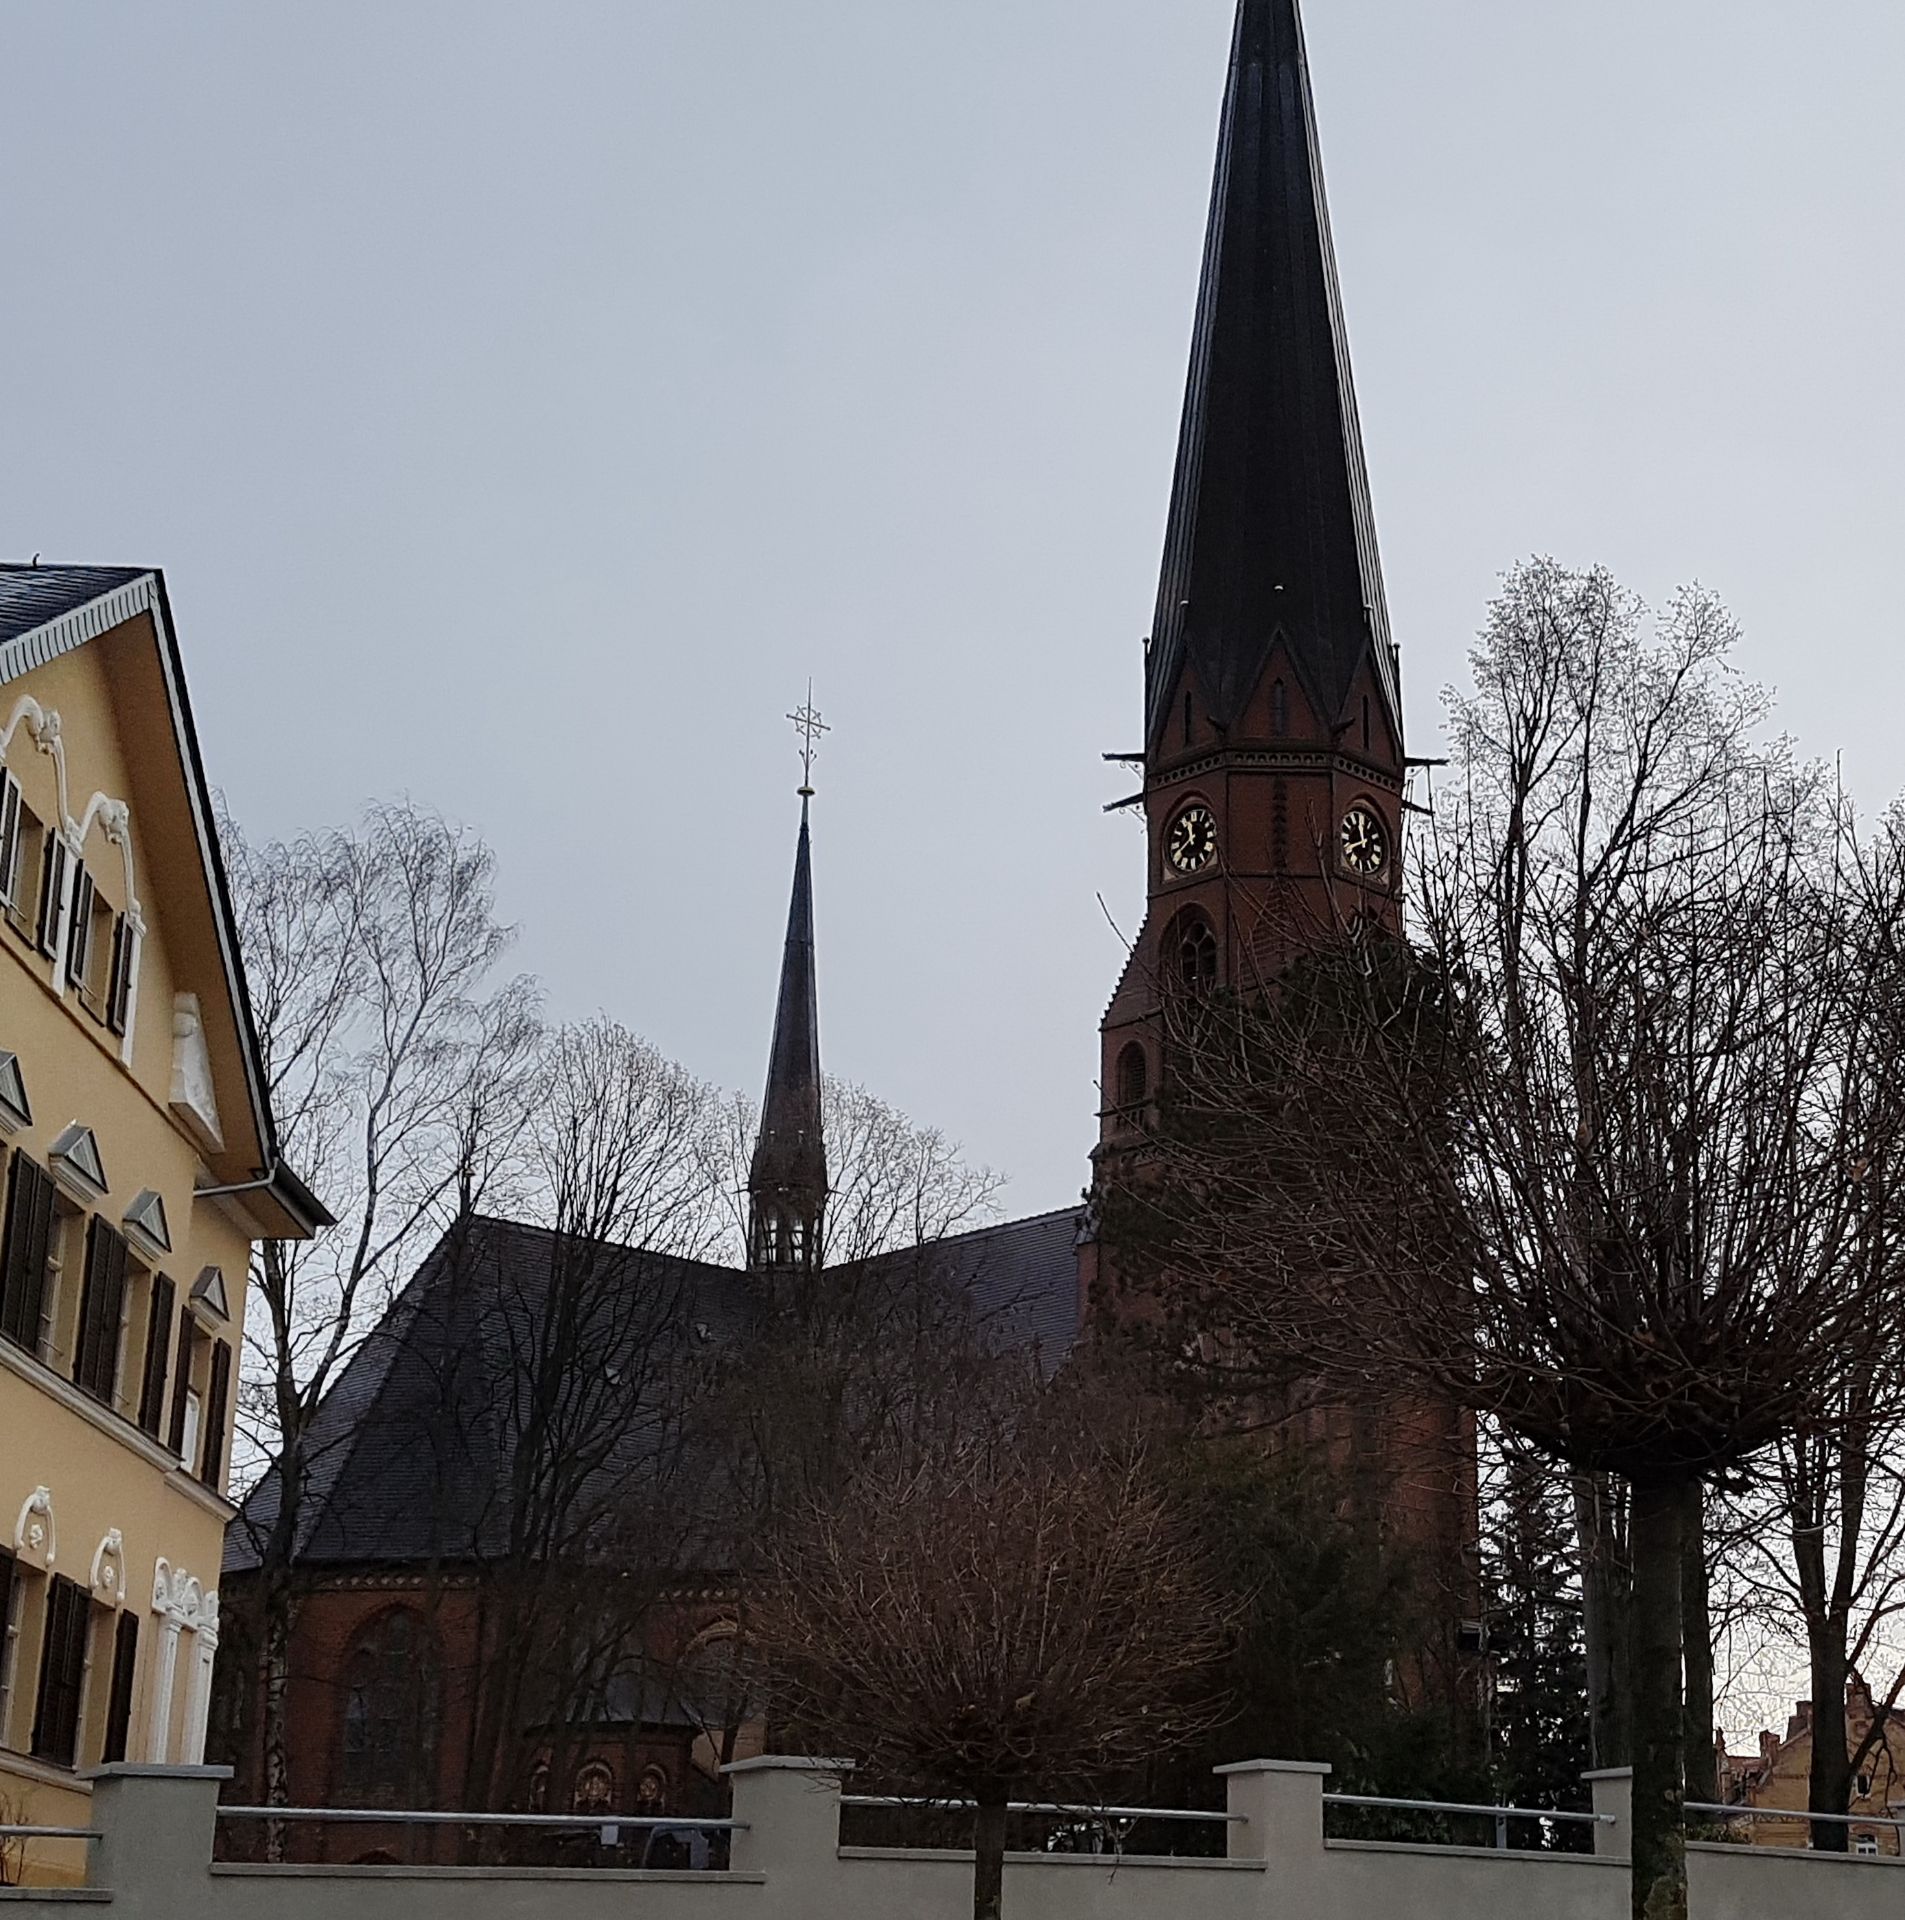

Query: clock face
left=1167, top=803, right=1219, bottom=876
left=1340, top=805, right=1389, bottom=877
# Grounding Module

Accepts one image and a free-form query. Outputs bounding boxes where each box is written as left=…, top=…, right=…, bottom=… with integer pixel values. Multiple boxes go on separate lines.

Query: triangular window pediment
left=190, top=1264, right=230, bottom=1324
left=48, top=1122, right=107, bottom=1198
left=123, top=1188, right=172, bottom=1257
left=0, top=1052, right=29, bottom=1133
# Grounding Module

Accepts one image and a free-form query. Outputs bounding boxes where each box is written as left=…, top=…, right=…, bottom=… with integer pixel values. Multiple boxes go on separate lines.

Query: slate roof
left=227, top=1207, right=1082, bottom=1576
left=0, top=564, right=150, bottom=649
left=892, top=1205, right=1082, bottom=1370
left=1144, top=0, right=1399, bottom=751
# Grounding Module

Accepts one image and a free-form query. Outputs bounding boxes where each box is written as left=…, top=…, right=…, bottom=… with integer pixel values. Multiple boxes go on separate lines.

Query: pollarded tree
left=749, top=1390, right=1234, bottom=1920
left=1104, top=561, right=1905, bottom=1919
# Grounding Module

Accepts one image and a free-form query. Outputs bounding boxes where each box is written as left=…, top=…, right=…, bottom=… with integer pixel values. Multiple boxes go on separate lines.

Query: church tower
left=1089, top=0, right=1476, bottom=1675
left=1099, top=0, right=1406, bottom=1141
left=749, top=769, right=827, bottom=1279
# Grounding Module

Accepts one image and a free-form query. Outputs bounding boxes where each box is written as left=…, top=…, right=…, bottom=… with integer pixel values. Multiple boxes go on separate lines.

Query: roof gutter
left=196, top=1159, right=334, bottom=1236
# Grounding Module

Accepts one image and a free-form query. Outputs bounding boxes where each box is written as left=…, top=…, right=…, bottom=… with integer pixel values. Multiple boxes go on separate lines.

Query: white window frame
left=39, top=1203, right=76, bottom=1369
left=0, top=771, right=21, bottom=909
left=71, top=1598, right=106, bottom=1772
left=179, top=1387, right=202, bottom=1474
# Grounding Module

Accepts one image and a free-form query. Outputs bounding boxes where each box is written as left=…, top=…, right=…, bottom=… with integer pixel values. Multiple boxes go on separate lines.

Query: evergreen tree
left=1484, top=1441, right=1593, bottom=1838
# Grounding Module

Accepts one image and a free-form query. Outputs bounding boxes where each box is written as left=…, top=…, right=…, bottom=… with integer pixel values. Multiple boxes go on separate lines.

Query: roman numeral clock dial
left=1167, top=803, right=1219, bottom=875
left=1340, top=805, right=1389, bottom=877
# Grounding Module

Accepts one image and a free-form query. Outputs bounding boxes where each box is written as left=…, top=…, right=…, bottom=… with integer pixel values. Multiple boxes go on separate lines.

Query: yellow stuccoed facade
left=0, top=572, right=320, bottom=1884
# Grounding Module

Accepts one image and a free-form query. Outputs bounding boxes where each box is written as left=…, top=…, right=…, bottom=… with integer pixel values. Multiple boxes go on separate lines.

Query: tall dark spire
left=748, top=706, right=829, bottom=1276
left=1145, top=0, right=1398, bottom=755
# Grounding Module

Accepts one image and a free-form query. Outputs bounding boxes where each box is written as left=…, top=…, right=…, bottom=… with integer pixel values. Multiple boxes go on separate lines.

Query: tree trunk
left=971, top=1795, right=1008, bottom=1920
left=1807, top=1626, right=1851, bottom=1852
left=1629, top=1479, right=1687, bottom=1920
left=1575, top=1473, right=1631, bottom=1768
left=1679, top=1481, right=1717, bottom=1808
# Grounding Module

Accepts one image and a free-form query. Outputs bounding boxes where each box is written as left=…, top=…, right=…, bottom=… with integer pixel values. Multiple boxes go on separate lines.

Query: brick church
left=220, top=0, right=1471, bottom=1836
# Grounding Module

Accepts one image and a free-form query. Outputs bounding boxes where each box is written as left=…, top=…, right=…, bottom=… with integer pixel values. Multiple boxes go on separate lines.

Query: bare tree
left=1104, top=561, right=1905, bottom=1918
left=1720, top=1433, right=1905, bottom=1835
left=376, top=1047, right=1009, bottom=1822
left=1705, top=805, right=1905, bottom=1842
left=750, top=1390, right=1234, bottom=1920
left=443, top=1017, right=732, bottom=1818
left=222, top=801, right=538, bottom=1837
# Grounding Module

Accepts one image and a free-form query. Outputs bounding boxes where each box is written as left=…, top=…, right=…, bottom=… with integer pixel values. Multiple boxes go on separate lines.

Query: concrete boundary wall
left=3, top=1758, right=1904, bottom=1918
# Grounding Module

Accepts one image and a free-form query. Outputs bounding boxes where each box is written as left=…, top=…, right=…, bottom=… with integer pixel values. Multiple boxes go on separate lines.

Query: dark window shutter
left=106, top=916, right=134, bottom=1034
left=0, top=1153, right=56, bottom=1353
left=65, top=866, right=95, bottom=990
left=31, top=1575, right=90, bottom=1767
left=200, top=1340, right=232, bottom=1487
left=166, top=1310, right=195, bottom=1456
left=36, top=834, right=67, bottom=957
left=137, top=1273, right=176, bottom=1437
left=73, top=1219, right=129, bottom=1403
left=101, top=1610, right=139, bottom=1766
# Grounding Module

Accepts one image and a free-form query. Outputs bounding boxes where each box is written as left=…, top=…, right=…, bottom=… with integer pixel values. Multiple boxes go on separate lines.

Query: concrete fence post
left=1583, top=1767, right=1632, bottom=1860
left=80, top=1763, right=229, bottom=1914
left=1216, top=1757, right=1331, bottom=1861
left=724, top=1755, right=850, bottom=1909
left=1218, top=1757, right=1330, bottom=1914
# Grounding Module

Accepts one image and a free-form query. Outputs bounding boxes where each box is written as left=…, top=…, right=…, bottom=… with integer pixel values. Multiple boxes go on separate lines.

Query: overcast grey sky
left=5, top=1, right=1903, bottom=1219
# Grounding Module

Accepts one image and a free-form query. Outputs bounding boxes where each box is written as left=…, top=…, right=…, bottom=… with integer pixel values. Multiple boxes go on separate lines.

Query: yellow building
left=0, top=565, right=322, bottom=1879
left=1719, top=1680, right=1905, bottom=1855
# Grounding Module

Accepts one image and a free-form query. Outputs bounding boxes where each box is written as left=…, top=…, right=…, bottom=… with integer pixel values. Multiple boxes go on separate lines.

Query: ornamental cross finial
left=787, top=683, right=829, bottom=796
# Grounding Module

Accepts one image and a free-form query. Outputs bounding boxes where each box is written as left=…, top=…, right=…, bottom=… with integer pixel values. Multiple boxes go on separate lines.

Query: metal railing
left=1687, top=1801, right=1904, bottom=1845
left=840, top=1796, right=1238, bottom=1824
left=215, top=1805, right=744, bottom=1871
left=1323, top=1792, right=1613, bottom=1853
left=0, top=1824, right=100, bottom=1883
left=838, top=1794, right=1239, bottom=1860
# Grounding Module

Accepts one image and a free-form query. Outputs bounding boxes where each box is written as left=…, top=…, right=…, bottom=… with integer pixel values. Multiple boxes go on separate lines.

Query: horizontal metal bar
left=0, top=1826, right=99, bottom=1841
left=1324, top=1794, right=1611, bottom=1826
left=839, top=1796, right=1238, bottom=1823
left=217, top=1806, right=743, bottom=1832
left=1685, top=1802, right=1905, bottom=1830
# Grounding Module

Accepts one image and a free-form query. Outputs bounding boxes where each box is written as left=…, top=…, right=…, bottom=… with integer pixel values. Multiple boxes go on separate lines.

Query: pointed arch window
left=339, top=1609, right=441, bottom=1806
left=1271, top=680, right=1287, bottom=737
left=1165, top=911, right=1219, bottom=995
left=1115, top=1043, right=1149, bottom=1117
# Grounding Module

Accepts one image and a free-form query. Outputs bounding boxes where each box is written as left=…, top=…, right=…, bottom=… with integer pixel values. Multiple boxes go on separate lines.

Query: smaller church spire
left=748, top=695, right=830, bottom=1277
